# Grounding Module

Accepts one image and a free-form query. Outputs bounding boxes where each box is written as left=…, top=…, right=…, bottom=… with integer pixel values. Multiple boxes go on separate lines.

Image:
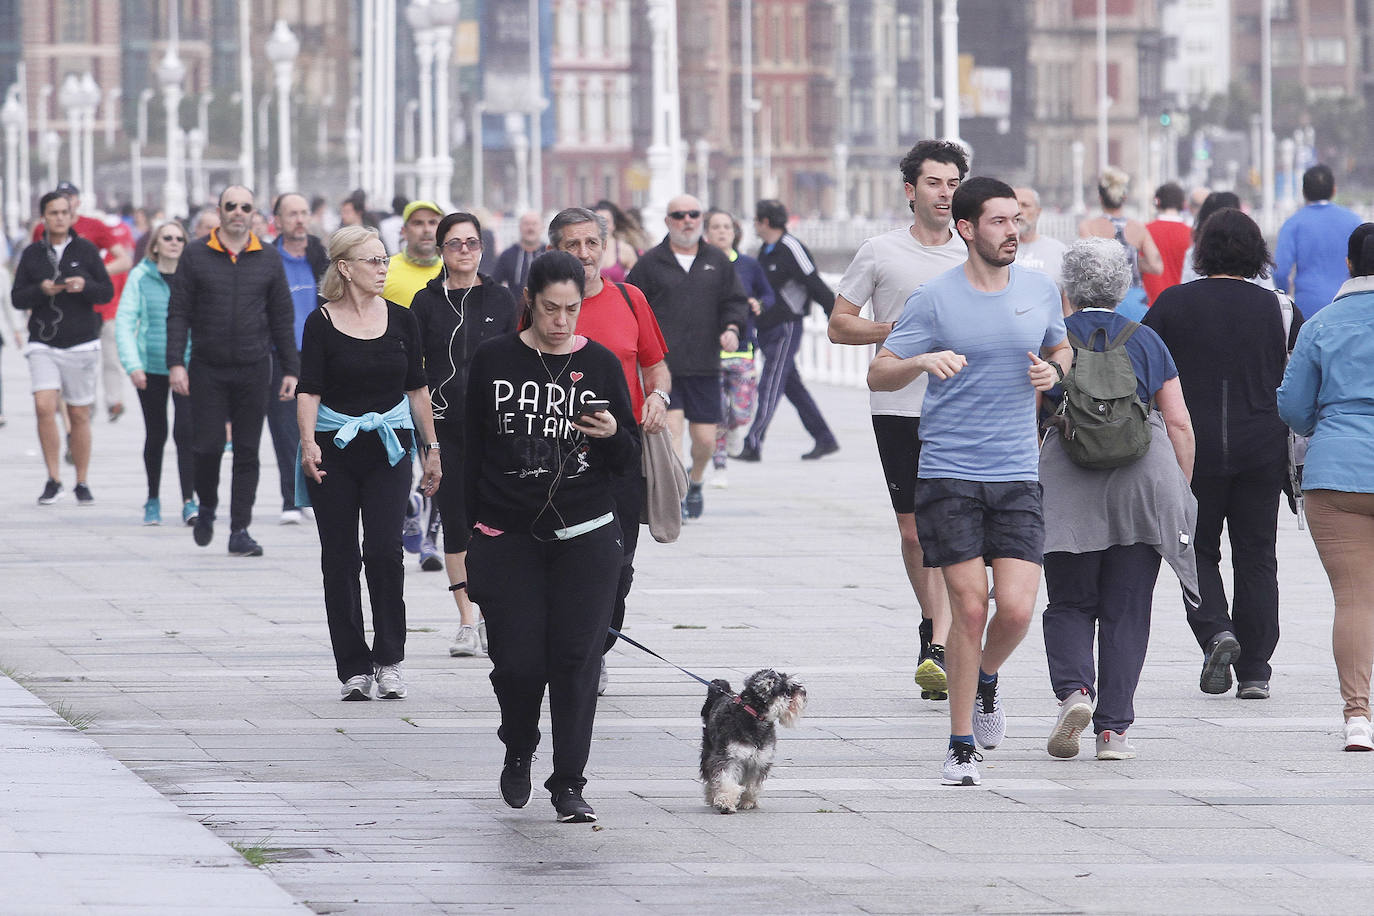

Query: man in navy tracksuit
left=737, top=199, right=839, bottom=462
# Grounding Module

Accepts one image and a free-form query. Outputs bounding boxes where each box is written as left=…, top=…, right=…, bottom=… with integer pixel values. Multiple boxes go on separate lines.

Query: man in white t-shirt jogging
left=829, top=139, right=968, bottom=702
left=869, top=177, right=1070, bottom=787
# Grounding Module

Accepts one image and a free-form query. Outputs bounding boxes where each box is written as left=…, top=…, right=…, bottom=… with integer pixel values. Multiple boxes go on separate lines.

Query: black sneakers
left=227, top=529, right=264, bottom=557
left=500, top=754, right=532, bottom=809
left=37, top=479, right=64, bottom=505
left=801, top=441, right=840, bottom=460
left=193, top=511, right=215, bottom=547
left=552, top=787, right=596, bottom=823
left=73, top=483, right=94, bottom=504
left=1201, top=631, right=1241, bottom=695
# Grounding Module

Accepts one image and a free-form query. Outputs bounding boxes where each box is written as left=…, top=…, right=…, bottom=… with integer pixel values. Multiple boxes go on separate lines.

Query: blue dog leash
left=606, top=626, right=760, bottom=718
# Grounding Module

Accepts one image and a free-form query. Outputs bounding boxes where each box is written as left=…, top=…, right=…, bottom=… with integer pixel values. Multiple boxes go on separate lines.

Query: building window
left=896, top=14, right=914, bottom=61
left=1306, top=37, right=1347, bottom=66
left=60, top=0, right=93, bottom=43
left=1272, top=33, right=1300, bottom=66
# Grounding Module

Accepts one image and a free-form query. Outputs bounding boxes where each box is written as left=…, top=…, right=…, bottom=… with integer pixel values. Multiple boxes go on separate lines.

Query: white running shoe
left=1096, top=730, right=1138, bottom=760
left=1345, top=716, right=1374, bottom=752
left=374, top=663, right=407, bottom=699
left=340, top=674, right=373, bottom=701
left=942, top=742, right=982, bottom=786
left=973, top=677, right=1006, bottom=749
left=279, top=508, right=303, bottom=525
left=1047, top=688, right=1093, bottom=759
left=449, top=624, right=483, bottom=658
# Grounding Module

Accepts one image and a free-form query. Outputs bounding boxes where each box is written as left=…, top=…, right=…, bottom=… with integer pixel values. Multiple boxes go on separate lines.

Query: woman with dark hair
left=115, top=218, right=197, bottom=526
left=1040, top=237, right=1198, bottom=760
left=464, top=249, right=639, bottom=823
left=1145, top=208, right=1300, bottom=701
left=1278, top=223, right=1374, bottom=750
left=1179, top=191, right=1269, bottom=286
left=410, top=211, right=518, bottom=658
left=592, top=199, right=642, bottom=282
left=297, top=226, right=442, bottom=701
left=1078, top=168, right=1163, bottom=320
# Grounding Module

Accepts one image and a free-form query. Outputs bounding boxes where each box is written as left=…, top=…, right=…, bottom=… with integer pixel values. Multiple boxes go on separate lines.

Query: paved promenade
left=1, top=351, right=1372, bottom=915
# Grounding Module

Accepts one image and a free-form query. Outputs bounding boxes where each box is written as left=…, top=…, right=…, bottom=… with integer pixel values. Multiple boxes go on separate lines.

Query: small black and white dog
left=699, top=669, right=807, bottom=814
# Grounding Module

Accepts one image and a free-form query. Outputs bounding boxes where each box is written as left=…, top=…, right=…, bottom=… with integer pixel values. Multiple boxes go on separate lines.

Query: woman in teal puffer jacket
left=115, top=219, right=196, bottom=526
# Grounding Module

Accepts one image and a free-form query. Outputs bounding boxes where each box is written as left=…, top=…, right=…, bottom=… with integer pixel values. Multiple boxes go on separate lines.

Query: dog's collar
left=732, top=695, right=761, bottom=719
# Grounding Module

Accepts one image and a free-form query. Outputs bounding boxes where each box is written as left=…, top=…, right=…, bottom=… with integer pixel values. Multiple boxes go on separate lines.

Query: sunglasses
left=222, top=201, right=254, bottom=213
left=159, top=233, right=186, bottom=243
left=667, top=209, right=701, bottom=220
left=351, top=256, right=390, bottom=269
left=442, top=238, right=483, bottom=252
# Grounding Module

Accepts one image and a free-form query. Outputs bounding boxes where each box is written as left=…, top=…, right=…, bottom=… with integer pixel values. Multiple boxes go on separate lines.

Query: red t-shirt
left=574, top=280, right=668, bottom=420
left=1143, top=218, right=1192, bottom=305
left=33, top=214, right=134, bottom=320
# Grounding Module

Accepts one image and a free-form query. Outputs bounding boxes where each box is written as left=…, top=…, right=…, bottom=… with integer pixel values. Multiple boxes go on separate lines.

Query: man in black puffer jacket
left=166, top=185, right=299, bottom=558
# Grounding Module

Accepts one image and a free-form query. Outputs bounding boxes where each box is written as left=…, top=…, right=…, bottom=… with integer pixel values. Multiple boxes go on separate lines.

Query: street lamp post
left=741, top=0, right=755, bottom=220
left=1259, top=0, right=1275, bottom=234
left=941, top=0, right=960, bottom=140
left=346, top=96, right=361, bottom=192
left=1096, top=0, right=1109, bottom=172
left=694, top=137, right=710, bottom=206
left=406, top=1, right=435, bottom=202
left=470, top=100, right=484, bottom=210
left=59, top=74, right=81, bottom=186
left=644, top=0, right=683, bottom=227
left=832, top=142, right=849, bottom=220
left=430, top=0, right=459, bottom=209
left=41, top=131, right=60, bottom=190
left=506, top=110, right=531, bottom=214
left=238, top=0, right=254, bottom=187
left=265, top=19, right=300, bottom=196
left=78, top=73, right=100, bottom=196
left=131, top=87, right=154, bottom=209
left=2, top=87, right=23, bottom=238
left=103, top=87, right=121, bottom=150
left=158, top=43, right=188, bottom=218
left=403, top=98, right=419, bottom=199
left=1071, top=139, right=1086, bottom=215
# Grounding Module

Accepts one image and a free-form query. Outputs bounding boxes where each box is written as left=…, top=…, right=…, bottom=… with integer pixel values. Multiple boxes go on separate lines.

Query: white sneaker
left=374, top=663, right=407, bottom=699
left=477, top=615, right=487, bottom=652
left=1345, top=716, right=1374, bottom=752
left=726, top=428, right=745, bottom=458
left=973, top=677, right=1006, bottom=749
left=1047, top=689, right=1094, bottom=759
left=941, top=742, right=982, bottom=786
left=710, top=469, right=729, bottom=489
left=340, top=674, right=373, bottom=701
left=1096, top=730, right=1137, bottom=760
left=449, top=624, right=483, bottom=658
left=280, top=508, right=303, bottom=525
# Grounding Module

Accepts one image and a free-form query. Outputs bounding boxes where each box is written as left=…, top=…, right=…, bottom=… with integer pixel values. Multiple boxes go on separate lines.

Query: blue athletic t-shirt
left=884, top=263, right=1066, bottom=481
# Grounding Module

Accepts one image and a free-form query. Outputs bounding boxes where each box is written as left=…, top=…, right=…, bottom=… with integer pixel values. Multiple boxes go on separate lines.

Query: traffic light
left=1160, top=111, right=1172, bottom=127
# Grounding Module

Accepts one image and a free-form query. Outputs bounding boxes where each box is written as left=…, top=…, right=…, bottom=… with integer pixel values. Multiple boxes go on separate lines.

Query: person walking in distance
left=868, top=177, right=1070, bottom=786
left=626, top=194, right=748, bottom=518
left=737, top=199, right=840, bottom=463
left=830, top=140, right=968, bottom=701
left=1273, top=164, right=1364, bottom=318
left=166, top=185, right=299, bottom=557
left=493, top=210, right=544, bottom=291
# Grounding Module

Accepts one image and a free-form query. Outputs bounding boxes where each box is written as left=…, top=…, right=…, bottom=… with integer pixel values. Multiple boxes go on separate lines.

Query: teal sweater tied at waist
left=294, top=397, right=414, bottom=507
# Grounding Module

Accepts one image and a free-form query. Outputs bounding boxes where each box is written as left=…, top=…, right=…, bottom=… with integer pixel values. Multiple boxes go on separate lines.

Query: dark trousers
left=189, top=357, right=272, bottom=531
left=136, top=373, right=195, bottom=502
left=1187, top=462, right=1284, bottom=681
left=265, top=350, right=300, bottom=512
left=467, top=520, right=624, bottom=792
left=603, top=471, right=644, bottom=653
left=744, top=320, right=836, bottom=453
left=305, top=433, right=412, bottom=682
left=1043, top=544, right=1161, bottom=734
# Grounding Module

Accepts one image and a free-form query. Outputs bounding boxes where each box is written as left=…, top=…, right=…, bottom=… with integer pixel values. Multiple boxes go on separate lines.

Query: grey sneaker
left=374, top=663, right=407, bottom=699
left=477, top=615, right=487, bottom=652
left=973, top=677, right=1006, bottom=749
left=941, top=741, right=983, bottom=786
left=1236, top=680, right=1270, bottom=700
left=340, top=674, right=373, bottom=701
left=1047, top=688, right=1094, bottom=759
left=1096, top=730, right=1137, bottom=760
left=449, top=624, right=483, bottom=658
left=1201, top=631, right=1241, bottom=694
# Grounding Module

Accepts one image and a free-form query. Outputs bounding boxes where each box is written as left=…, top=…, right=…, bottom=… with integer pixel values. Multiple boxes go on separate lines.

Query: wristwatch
left=651, top=388, right=670, bottom=405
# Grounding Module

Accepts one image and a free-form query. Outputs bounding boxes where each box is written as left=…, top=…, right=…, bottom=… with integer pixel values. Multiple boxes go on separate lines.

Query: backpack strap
left=1066, top=329, right=1087, bottom=350
left=613, top=282, right=637, bottom=319
left=1106, top=320, right=1141, bottom=350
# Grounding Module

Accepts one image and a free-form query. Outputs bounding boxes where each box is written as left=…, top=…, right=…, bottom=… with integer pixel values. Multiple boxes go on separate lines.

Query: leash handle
left=606, top=626, right=716, bottom=689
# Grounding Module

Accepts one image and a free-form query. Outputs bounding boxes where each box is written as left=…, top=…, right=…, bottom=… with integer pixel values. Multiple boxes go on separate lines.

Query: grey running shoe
left=941, top=741, right=982, bottom=786
left=1236, top=680, right=1270, bottom=700
left=1096, top=730, right=1138, bottom=760
left=1201, top=631, right=1241, bottom=695
left=973, top=677, right=1006, bottom=749
left=1047, top=689, right=1093, bottom=759
left=340, top=674, right=373, bottom=701
left=374, top=663, right=407, bottom=699
left=449, top=624, right=483, bottom=658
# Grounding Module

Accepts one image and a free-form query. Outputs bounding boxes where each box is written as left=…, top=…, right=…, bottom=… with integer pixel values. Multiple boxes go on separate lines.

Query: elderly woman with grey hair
left=1038, top=236, right=1198, bottom=761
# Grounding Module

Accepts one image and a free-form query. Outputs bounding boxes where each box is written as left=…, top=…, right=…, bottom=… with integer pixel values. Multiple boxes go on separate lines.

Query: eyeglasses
left=350, top=256, right=390, bottom=269
left=159, top=234, right=186, bottom=243
left=442, top=238, right=483, bottom=252
left=667, top=209, right=701, bottom=221
left=222, top=201, right=254, bottom=213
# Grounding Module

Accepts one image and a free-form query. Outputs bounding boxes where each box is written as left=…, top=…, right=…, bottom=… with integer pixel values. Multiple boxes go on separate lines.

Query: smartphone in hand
left=574, top=398, right=611, bottom=421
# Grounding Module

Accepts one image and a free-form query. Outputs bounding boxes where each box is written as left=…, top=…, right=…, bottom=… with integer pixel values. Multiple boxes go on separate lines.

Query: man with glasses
left=381, top=200, right=444, bottom=308
left=167, top=185, right=299, bottom=557
left=626, top=194, right=748, bottom=518
left=266, top=192, right=329, bottom=525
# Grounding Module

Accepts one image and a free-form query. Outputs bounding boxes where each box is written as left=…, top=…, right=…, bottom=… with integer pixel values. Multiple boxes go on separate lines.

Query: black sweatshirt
left=410, top=273, right=518, bottom=427
left=11, top=230, right=113, bottom=348
left=464, top=333, right=639, bottom=539
left=626, top=238, right=748, bottom=377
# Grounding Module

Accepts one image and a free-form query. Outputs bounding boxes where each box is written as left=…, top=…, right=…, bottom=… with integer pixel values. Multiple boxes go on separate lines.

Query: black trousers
left=189, top=357, right=272, bottom=531
left=265, top=350, right=299, bottom=513
left=1187, top=462, right=1284, bottom=682
left=136, top=372, right=195, bottom=502
left=305, top=432, right=412, bottom=682
left=603, top=471, right=644, bottom=653
left=1043, top=543, right=1161, bottom=734
left=467, top=520, right=624, bottom=793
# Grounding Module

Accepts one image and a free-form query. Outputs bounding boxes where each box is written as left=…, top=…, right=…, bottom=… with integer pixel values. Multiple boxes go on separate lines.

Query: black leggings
left=136, top=373, right=195, bottom=502
left=467, top=520, right=623, bottom=793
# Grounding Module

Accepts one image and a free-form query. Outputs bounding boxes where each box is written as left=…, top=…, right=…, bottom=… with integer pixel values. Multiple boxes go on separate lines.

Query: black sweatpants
left=467, top=520, right=624, bottom=793
left=1187, top=462, right=1284, bottom=682
left=304, top=431, right=413, bottom=682
left=265, top=350, right=300, bottom=513
left=136, top=372, right=195, bottom=502
left=189, top=356, right=272, bottom=532
left=1043, top=543, right=1161, bottom=734
left=603, top=471, right=644, bottom=653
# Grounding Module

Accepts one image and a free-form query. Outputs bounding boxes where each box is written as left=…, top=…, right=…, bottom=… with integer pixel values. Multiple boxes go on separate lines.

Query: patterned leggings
left=713, top=355, right=757, bottom=467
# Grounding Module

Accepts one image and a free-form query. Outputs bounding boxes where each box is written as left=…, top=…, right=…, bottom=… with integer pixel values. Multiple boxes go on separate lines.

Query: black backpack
left=1047, top=323, right=1152, bottom=470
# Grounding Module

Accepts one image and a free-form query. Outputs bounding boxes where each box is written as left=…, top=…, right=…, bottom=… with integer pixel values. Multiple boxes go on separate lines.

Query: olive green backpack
left=1048, top=323, right=1151, bottom=470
